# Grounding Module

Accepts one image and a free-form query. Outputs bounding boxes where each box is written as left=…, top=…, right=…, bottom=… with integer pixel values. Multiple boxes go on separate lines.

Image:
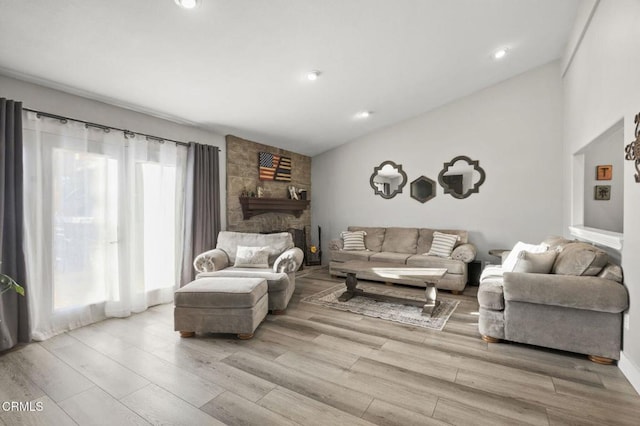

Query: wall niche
left=571, top=119, right=624, bottom=250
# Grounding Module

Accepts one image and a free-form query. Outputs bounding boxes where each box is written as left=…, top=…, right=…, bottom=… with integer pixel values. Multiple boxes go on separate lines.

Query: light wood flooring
left=1, top=267, right=639, bottom=425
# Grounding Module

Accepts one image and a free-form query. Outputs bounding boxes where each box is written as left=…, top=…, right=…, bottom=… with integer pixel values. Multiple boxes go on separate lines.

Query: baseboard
left=619, top=351, right=640, bottom=394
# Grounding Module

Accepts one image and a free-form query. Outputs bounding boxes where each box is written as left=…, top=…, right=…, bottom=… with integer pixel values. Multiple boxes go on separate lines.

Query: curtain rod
left=23, top=107, right=219, bottom=151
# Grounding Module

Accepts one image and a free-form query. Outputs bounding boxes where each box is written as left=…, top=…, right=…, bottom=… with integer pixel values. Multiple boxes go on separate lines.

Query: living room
left=1, top=0, right=640, bottom=424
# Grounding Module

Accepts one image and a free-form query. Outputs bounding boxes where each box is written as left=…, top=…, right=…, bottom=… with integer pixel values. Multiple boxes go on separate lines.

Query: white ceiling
left=0, top=0, right=579, bottom=156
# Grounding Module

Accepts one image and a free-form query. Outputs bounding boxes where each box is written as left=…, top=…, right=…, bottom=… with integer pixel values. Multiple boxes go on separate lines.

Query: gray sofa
left=193, top=231, right=303, bottom=313
left=478, top=236, right=628, bottom=363
left=329, top=226, right=476, bottom=292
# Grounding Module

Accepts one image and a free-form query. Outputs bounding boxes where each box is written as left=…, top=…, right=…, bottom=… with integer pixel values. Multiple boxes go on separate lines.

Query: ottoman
left=174, top=277, right=268, bottom=339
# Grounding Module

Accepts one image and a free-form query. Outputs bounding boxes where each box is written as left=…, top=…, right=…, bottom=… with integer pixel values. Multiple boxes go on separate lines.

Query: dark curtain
left=0, top=98, right=30, bottom=351
left=180, top=142, right=221, bottom=286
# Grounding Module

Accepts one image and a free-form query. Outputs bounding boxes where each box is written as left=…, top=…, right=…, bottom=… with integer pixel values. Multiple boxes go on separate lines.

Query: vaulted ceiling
left=0, top=0, right=579, bottom=155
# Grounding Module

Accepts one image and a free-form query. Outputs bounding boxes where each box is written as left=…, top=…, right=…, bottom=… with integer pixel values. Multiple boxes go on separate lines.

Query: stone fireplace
left=225, top=135, right=312, bottom=246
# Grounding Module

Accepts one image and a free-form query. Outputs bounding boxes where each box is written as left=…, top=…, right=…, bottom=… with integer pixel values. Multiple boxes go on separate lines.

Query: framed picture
left=259, top=152, right=292, bottom=181
left=596, top=165, right=612, bottom=180
left=594, top=185, right=611, bottom=200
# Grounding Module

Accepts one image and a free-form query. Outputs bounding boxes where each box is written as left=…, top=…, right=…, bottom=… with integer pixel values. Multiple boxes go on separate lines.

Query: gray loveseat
left=478, top=236, right=628, bottom=363
left=329, top=226, right=476, bottom=293
left=193, top=231, right=303, bottom=313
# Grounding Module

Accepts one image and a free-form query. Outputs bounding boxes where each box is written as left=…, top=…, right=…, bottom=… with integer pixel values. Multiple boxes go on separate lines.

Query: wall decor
left=259, top=151, right=292, bottom=181
left=594, top=185, right=611, bottom=200
left=596, top=165, right=612, bottom=180
left=410, top=176, right=436, bottom=203
left=438, top=155, right=486, bottom=199
left=625, top=112, right=640, bottom=182
left=370, top=160, right=407, bottom=199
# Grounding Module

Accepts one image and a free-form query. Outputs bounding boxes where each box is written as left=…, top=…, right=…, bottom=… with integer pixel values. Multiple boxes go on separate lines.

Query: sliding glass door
left=22, top=113, right=186, bottom=340
left=52, top=149, right=119, bottom=310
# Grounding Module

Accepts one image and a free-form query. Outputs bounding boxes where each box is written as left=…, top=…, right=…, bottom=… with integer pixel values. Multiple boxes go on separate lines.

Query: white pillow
left=512, top=250, right=558, bottom=274
left=502, top=242, right=548, bottom=272
left=426, top=231, right=460, bottom=258
left=341, top=231, right=366, bottom=251
left=234, top=246, right=269, bottom=268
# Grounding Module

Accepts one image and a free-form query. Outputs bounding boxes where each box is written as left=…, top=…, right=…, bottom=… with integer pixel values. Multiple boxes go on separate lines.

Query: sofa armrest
left=329, top=239, right=343, bottom=251
left=451, top=243, right=476, bottom=263
left=193, top=248, right=229, bottom=273
left=503, top=272, right=628, bottom=313
left=274, top=247, right=304, bottom=273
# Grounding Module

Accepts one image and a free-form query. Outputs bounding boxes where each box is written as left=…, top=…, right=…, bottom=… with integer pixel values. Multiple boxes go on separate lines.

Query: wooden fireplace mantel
left=239, top=197, right=310, bottom=219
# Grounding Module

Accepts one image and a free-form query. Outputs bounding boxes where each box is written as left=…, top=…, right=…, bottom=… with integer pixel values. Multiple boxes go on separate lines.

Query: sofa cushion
left=331, top=250, right=372, bottom=263
left=341, top=231, right=366, bottom=250
left=406, top=254, right=466, bottom=274
left=348, top=226, right=386, bottom=252
left=426, top=231, right=460, bottom=258
left=381, top=227, right=418, bottom=254
left=598, top=263, right=623, bottom=283
left=552, top=242, right=609, bottom=276
left=417, top=229, right=468, bottom=254
left=197, top=268, right=291, bottom=292
left=369, top=252, right=412, bottom=264
left=175, top=277, right=267, bottom=309
left=234, top=246, right=270, bottom=268
left=512, top=250, right=557, bottom=274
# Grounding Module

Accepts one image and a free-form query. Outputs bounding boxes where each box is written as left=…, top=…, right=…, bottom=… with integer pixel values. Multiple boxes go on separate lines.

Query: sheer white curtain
left=22, top=112, right=186, bottom=340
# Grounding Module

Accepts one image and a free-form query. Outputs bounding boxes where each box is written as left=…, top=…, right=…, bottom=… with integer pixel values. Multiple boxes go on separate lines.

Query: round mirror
left=370, top=161, right=407, bottom=199
left=438, top=155, right=486, bottom=199
left=410, top=176, right=436, bottom=203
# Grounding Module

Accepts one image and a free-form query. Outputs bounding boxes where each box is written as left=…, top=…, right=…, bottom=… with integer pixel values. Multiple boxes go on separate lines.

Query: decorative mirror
left=370, top=160, right=407, bottom=199
left=410, top=176, right=436, bottom=203
left=438, top=155, right=486, bottom=199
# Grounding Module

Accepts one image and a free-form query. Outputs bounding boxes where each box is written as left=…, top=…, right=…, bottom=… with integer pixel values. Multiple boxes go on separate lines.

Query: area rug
left=302, top=285, right=459, bottom=331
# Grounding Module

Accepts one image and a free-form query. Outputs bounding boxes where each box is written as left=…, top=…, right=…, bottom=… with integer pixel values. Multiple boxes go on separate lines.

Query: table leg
left=338, top=272, right=358, bottom=301
left=422, top=283, right=440, bottom=316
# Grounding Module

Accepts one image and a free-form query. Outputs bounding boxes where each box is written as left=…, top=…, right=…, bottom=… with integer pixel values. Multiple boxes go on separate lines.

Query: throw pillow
left=426, top=231, right=460, bottom=258
left=234, top=246, right=270, bottom=268
left=501, top=241, right=548, bottom=272
left=552, top=242, right=609, bottom=276
left=341, top=231, right=367, bottom=251
left=512, top=250, right=558, bottom=274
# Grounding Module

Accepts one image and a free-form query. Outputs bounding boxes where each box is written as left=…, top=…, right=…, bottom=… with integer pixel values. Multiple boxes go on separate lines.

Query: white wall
left=562, top=0, right=640, bottom=390
left=0, top=74, right=227, bottom=229
left=312, top=62, right=564, bottom=261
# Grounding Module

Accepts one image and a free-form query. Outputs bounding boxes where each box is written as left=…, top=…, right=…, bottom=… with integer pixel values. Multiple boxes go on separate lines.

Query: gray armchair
left=194, top=231, right=303, bottom=312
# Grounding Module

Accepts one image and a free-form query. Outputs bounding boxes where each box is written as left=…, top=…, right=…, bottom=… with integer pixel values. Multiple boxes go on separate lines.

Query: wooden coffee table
left=331, top=261, right=447, bottom=316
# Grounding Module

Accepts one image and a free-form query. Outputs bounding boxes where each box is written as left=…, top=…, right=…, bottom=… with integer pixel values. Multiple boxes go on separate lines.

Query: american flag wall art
left=259, top=152, right=292, bottom=181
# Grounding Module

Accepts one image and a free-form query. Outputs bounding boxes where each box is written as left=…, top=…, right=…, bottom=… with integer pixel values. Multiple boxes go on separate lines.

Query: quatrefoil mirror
left=370, top=160, right=407, bottom=199
left=438, top=155, right=486, bottom=199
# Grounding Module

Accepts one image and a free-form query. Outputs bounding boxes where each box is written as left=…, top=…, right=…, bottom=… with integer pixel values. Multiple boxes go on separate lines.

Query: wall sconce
left=625, top=112, right=640, bottom=183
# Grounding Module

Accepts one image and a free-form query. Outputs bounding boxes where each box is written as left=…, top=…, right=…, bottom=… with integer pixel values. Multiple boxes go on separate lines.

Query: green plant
left=0, top=272, right=24, bottom=296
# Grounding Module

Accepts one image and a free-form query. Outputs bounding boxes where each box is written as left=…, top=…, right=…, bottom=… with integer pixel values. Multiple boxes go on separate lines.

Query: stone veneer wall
left=226, top=135, right=311, bottom=236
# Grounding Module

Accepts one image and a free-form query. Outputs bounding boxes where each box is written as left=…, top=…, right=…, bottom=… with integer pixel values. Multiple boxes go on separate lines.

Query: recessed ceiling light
left=356, top=111, right=371, bottom=119
left=493, top=48, right=508, bottom=60
left=306, top=70, right=321, bottom=81
left=175, top=0, right=200, bottom=9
